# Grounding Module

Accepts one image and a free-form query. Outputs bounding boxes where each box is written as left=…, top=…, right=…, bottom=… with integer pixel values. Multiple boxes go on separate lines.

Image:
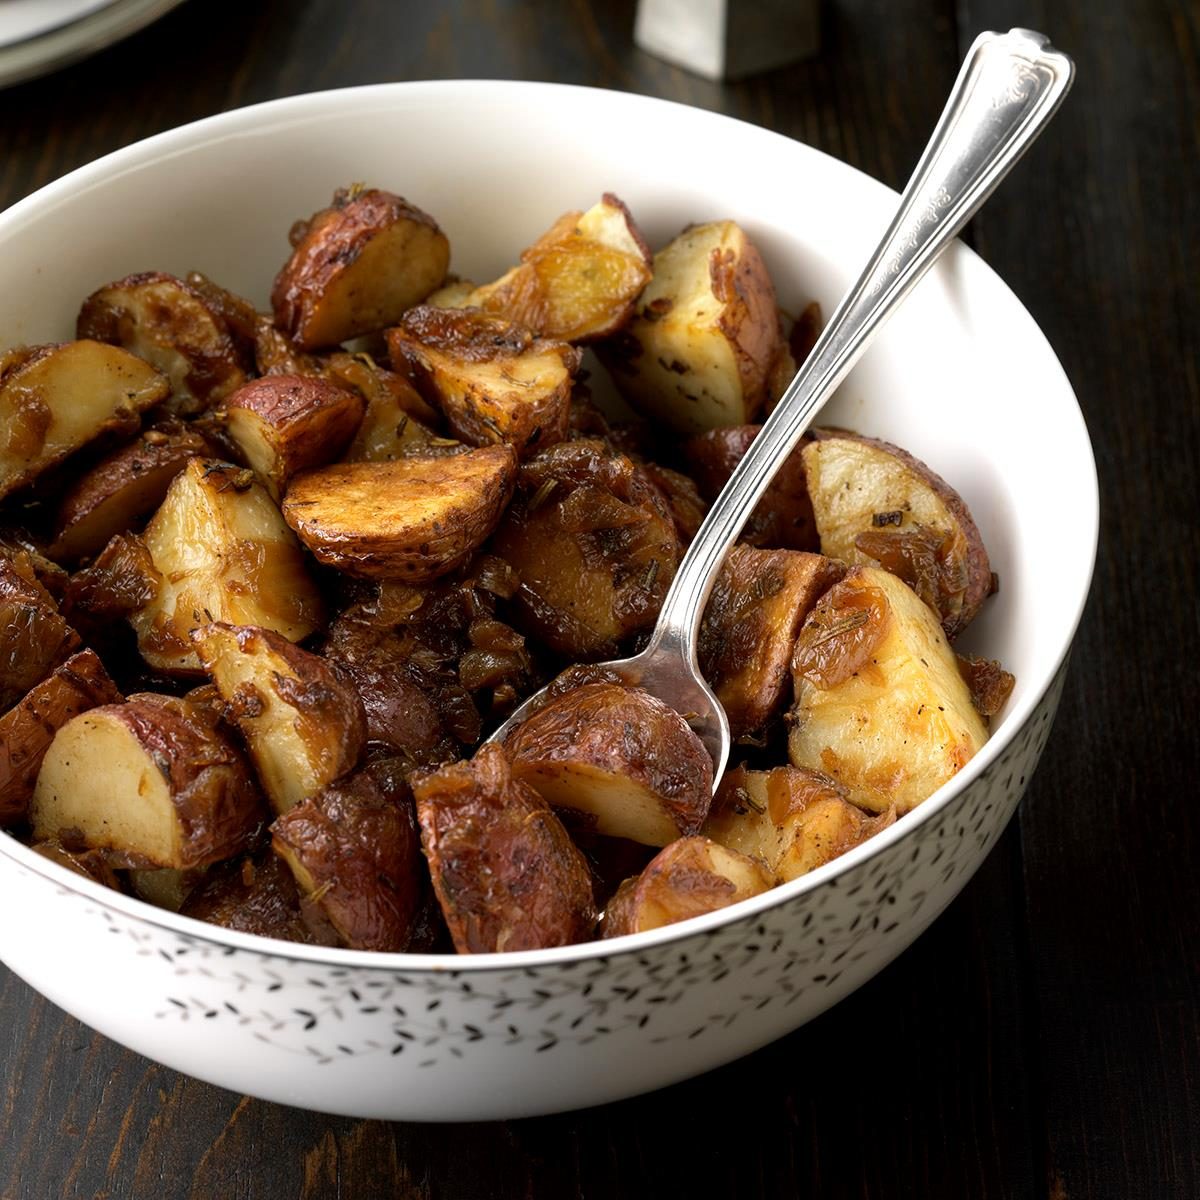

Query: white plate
left=0, top=0, right=184, bottom=88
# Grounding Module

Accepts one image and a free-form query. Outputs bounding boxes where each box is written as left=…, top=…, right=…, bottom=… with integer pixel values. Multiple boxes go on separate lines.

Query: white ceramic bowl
left=0, top=81, right=1097, bottom=1120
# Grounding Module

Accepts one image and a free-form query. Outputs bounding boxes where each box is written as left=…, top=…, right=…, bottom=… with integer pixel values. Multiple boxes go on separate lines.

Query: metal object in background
left=634, top=0, right=820, bottom=81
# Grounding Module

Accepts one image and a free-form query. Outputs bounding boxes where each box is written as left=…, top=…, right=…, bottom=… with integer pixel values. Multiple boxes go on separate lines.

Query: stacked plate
left=0, top=0, right=184, bottom=88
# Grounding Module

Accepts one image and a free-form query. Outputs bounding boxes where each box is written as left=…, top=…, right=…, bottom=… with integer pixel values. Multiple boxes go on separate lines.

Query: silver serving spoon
left=491, top=28, right=1074, bottom=783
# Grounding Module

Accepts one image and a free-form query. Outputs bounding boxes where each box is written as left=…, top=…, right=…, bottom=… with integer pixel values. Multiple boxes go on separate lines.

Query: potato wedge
left=599, top=220, right=782, bottom=432
left=282, top=445, right=516, bottom=583
left=0, top=558, right=80, bottom=714
left=683, top=424, right=818, bottom=551
left=505, top=681, right=713, bottom=846
left=181, top=850, right=318, bottom=943
left=193, top=623, right=366, bottom=815
left=0, top=649, right=121, bottom=826
left=412, top=744, right=596, bottom=953
left=788, top=565, right=989, bottom=814
left=601, top=836, right=771, bottom=938
left=387, top=306, right=579, bottom=456
left=698, top=545, right=843, bottom=738
left=130, top=459, right=324, bottom=673
left=465, top=193, right=652, bottom=342
left=77, top=271, right=249, bottom=415
left=704, top=764, right=895, bottom=883
left=30, top=693, right=263, bottom=869
left=801, top=430, right=993, bottom=638
left=50, top=421, right=211, bottom=562
left=489, top=439, right=681, bottom=659
left=220, top=374, right=365, bottom=499
left=272, top=186, right=450, bottom=349
left=30, top=840, right=122, bottom=890
left=272, top=759, right=423, bottom=951
left=0, top=340, right=168, bottom=500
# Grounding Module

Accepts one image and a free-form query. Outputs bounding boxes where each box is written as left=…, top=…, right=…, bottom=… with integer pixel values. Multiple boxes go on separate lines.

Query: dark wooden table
left=1, top=2, right=1196, bottom=1196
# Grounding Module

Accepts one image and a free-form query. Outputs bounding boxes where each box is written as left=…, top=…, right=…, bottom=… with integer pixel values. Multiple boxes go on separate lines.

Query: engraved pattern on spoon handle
left=644, top=28, right=1075, bottom=668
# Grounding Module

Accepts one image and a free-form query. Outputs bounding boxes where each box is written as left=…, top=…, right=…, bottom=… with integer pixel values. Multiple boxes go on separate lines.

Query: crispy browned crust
left=61, top=533, right=160, bottom=632
left=600, top=835, right=771, bottom=938
left=77, top=271, right=249, bottom=415
left=0, top=559, right=81, bottom=713
left=0, top=649, right=121, bottom=826
left=282, top=445, right=517, bottom=582
left=221, top=373, right=365, bottom=493
left=271, top=760, right=423, bottom=951
left=30, top=839, right=122, bottom=890
left=806, top=428, right=993, bottom=638
left=699, top=546, right=844, bottom=738
left=0, top=530, right=68, bottom=599
left=504, top=681, right=714, bottom=838
left=683, top=425, right=818, bottom=551
left=181, top=850, right=318, bottom=943
left=488, top=439, right=682, bottom=658
left=710, top=238, right=781, bottom=417
left=271, top=188, right=450, bottom=349
left=50, top=421, right=211, bottom=561
left=117, top=694, right=266, bottom=868
left=412, top=744, right=596, bottom=953
left=386, top=306, right=579, bottom=456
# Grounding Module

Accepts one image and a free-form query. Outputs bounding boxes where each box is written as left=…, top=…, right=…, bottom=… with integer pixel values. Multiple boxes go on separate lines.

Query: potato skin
left=504, top=681, right=714, bottom=846
left=698, top=545, right=843, bottom=738
left=600, top=835, right=771, bottom=938
left=282, top=445, right=517, bottom=583
left=77, top=271, right=249, bottom=415
left=272, top=187, right=450, bottom=349
left=489, top=439, right=681, bottom=659
left=181, top=851, right=319, bottom=944
left=50, top=421, right=211, bottom=562
left=683, top=425, right=818, bottom=551
left=220, top=373, right=365, bottom=498
left=0, top=558, right=80, bottom=714
left=412, top=744, right=597, bottom=953
left=271, top=759, right=423, bottom=951
left=30, top=840, right=123, bottom=890
left=387, top=305, right=579, bottom=457
left=802, top=429, right=993, bottom=638
left=0, top=649, right=121, bottom=826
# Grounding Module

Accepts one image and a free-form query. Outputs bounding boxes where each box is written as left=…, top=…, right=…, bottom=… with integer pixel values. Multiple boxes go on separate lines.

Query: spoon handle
left=642, top=27, right=1075, bottom=667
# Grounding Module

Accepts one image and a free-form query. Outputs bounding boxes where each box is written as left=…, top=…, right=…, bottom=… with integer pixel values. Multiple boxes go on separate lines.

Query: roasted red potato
left=599, top=220, right=783, bottom=432
left=489, top=439, right=681, bottom=659
left=77, top=271, right=250, bottom=414
left=0, top=530, right=68, bottom=599
left=272, top=758, right=423, bottom=951
left=698, top=545, right=843, bottom=738
left=50, top=420, right=211, bottom=562
left=0, top=649, right=121, bottom=826
left=181, top=850, right=319, bottom=944
left=30, top=840, right=123, bottom=890
left=464, top=193, right=652, bottom=342
left=683, top=424, right=819, bottom=551
left=282, top=444, right=517, bottom=583
left=0, top=340, right=168, bottom=500
left=193, top=623, right=366, bottom=815
left=0, top=558, right=80, bottom=714
left=704, top=764, right=895, bottom=883
left=601, top=835, right=771, bottom=938
left=220, top=374, right=365, bottom=499
left=639, top=460, right=707, bottom=543
left=272, top=186, right=450, bottom=349
left=412, top=744, right=597, bottom=953
left=387, top=305, right=579, bottom=456
left=505, top=681, right=714, bottom=847
left=129, top=458, right=325, bottom=673
left=801, top=429, right=993, bottom=638
left=30, top=693, right=264, bottom=869
left=788, top=565, right=989, bottom=814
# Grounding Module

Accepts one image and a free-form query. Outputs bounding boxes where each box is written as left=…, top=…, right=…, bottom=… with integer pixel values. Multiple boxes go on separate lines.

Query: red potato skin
left=181, top=851, right=321, bottom=944
left=0, top=649, right=122, bottom=826
left=271, top=760, right=424, bottom=952
left=0, top=558, right=80, bottom=714
left=412, top=744, right=597, bottom=953
left=710, top=238, right=783, bottom=418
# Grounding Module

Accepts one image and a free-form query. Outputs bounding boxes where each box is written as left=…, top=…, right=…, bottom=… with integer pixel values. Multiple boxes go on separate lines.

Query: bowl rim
left=0, top=78, right=1099, bottom=974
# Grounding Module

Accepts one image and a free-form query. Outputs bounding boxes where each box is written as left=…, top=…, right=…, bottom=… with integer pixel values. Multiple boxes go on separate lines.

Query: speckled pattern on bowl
left=0, top=81, right=1097, bottom=1120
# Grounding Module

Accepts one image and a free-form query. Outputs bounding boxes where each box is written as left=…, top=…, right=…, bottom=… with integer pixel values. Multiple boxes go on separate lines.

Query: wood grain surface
left=0, top=1, right=1196, bottom=1197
